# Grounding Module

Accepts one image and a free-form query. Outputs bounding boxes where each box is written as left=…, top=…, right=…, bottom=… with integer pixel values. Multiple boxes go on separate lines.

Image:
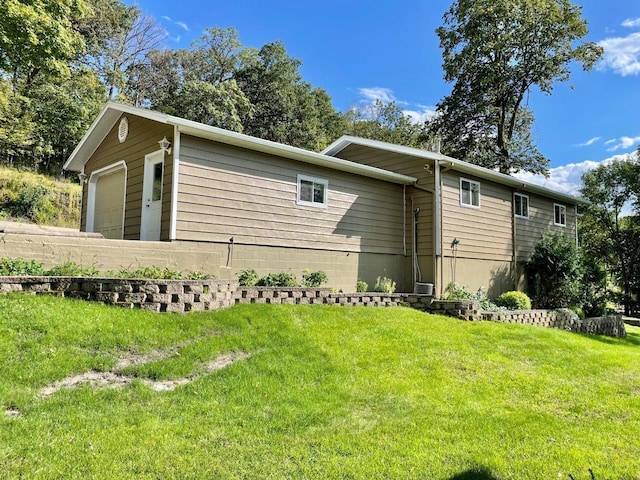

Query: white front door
left=140, top=151, right=164, bottom=241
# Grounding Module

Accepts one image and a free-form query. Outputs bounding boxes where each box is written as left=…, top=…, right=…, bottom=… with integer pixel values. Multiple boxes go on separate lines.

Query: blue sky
left=128, top=0, right=639, bottom=195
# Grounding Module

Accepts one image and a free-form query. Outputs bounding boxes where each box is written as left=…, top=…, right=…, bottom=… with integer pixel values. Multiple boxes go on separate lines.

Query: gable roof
left=64, top=103, right=417, bottom=185
left=324, top=136, right=587, bottom=205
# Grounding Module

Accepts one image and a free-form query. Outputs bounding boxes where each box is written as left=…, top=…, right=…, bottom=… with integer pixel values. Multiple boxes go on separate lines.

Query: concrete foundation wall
left=441, top=256, right=514, bottom=298
left=188, top=242, right=408, bottom=293
left=0, top=233, right=230, bottom=279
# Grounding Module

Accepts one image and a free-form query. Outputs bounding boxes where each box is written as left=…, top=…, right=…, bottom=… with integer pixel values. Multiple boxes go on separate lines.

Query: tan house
left=64, top=102, right=582, bottom=295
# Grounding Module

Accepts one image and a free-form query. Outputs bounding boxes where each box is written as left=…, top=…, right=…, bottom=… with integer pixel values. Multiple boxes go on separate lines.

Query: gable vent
left=118, top=117, right=129, bottom=143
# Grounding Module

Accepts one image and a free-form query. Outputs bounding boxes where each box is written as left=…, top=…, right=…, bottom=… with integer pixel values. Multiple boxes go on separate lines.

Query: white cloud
left=161, top=15, right=190, bottom=32
left=356, top=88, right=436, bottom=124
left=403, top=105, right=437, bottom=124
left=512, top=152, right=637, bottom=197
left=606, top=135, right=640, bottom=151
left=358, top=87, right=396, bottom=104
left=574, top=136, right=601, bottom=147
left=605, top=138, right=617, bottom=145
left=597, top=31, right=640, bottom=76
left=622, top=18, right=640, bottom=28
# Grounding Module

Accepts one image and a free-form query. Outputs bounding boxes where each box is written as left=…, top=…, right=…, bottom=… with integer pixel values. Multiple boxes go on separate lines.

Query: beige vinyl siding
left=515, top=193, right=577, bottom=261
left=176, top=136, right=405, bottom=254
left=441, top=171, right=513, bottom=262
left=82, top=114, right=173, bottom=240
left=335, top=144, right=437, bottom=190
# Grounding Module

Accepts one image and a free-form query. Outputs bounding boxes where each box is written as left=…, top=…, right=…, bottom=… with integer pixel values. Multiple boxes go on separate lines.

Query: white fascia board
left=64, top=102, right=172, bottom=172
left=66, top=103, right=416, bottom=185
left=324, top=135, right=586, bottom=206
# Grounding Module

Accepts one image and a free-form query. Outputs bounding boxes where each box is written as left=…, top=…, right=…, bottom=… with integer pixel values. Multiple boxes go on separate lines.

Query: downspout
left=434, top=161, right=442, bottom=297
left=413, top=207, right=422, bottom=287
left=512, top=189, right=517, bottom=290
left=574, top=204, right=579, bottom=247
left=403, top=185, right=407, bottom=256
left=169, top=126, right=181, bottom=241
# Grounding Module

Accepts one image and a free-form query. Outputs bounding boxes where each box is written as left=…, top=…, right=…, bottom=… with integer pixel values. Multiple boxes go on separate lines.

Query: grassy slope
left=0, top=166, right=81, bottom=227
left=0, top=295, right=639, bottom=479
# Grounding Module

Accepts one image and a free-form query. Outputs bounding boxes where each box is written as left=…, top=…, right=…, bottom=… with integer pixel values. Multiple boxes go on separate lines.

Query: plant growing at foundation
left=111, top=266, right=184, bottom=280
left=495, top=291, right=531, bottom=310
left=373, top=276, right=396, bottom=293
left=356, top=279, right=368, bottom=292
left=444, top=282, right=500, bottom=311
left=237, top=269, right=259, bottom=286
left=301, top=269, right=328, bottom=287
left=0, top=258, right=44, bottom=276
left=256, top=272, right=298, bottom=287
left=44, top=261, right=100, bottom=277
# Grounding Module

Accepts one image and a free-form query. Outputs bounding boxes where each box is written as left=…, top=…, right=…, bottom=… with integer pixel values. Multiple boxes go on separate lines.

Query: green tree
left=80, top=2, right=165, bottom=101
left=432, top=0, right=602, bottom=174
left=343, top=100, right=432, bottom=149
left=579, top=156, right=640, bottom=315
left=0, top=0, right=90, bottom=90
left=235, top=41, right=341, bottom=150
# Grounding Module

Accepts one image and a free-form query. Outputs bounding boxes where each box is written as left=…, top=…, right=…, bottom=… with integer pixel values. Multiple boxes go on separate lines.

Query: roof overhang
left=324, top=136, right=587, bottom=205
left=64, top=103, right=417, bottom=185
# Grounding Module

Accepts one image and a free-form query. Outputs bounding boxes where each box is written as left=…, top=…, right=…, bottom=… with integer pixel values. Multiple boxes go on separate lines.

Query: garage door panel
left=94, top=169, right=125, bottom=239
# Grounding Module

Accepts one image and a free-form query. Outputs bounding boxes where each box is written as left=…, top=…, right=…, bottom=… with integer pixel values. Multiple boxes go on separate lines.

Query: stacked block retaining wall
left=0, top=279, right=625, bottom=337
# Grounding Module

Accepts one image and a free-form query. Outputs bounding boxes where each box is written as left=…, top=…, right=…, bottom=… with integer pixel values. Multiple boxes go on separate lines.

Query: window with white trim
left=514, top=193, right=529, bottom=218
left=554, top=204, right=566, bottom=227
left=460, top=178, right=480, bottom=208
left=297, top=174, right=328, bottom=208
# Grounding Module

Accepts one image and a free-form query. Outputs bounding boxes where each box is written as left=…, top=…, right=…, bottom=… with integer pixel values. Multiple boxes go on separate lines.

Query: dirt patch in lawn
left=36, top=351, right=251, bottom=399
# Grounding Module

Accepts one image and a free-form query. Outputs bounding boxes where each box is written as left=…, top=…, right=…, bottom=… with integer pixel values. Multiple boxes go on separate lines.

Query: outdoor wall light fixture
left=78, top=172, right=88, bottom=184
left=158, top=136, right=172, bottom=154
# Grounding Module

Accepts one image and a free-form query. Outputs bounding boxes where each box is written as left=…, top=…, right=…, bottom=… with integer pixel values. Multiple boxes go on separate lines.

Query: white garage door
left=93, top=168, right=125, bottom=239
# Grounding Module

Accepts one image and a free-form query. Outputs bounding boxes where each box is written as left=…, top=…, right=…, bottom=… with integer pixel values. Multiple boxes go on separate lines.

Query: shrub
left=444, top=282, right=501, bottom=311
left=356, top=279, right=368, bottom=292
left=301, top=269, right=328, bottom=287
left=569, top=305, right=586, bottom=320
left=0, top=258, right=44, bottom=276
left=525, top=231, right=584, bottom=309
left=495, top=291, right=531, bottom=310
left=237, top=269, right=259, bottom=286
left=373, top=276, right=396, bottom=293
left=256, top=272, right=298, bottom=287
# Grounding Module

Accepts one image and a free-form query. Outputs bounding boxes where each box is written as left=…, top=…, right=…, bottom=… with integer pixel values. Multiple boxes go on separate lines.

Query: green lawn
left=1, top=294, right=639, bottom=479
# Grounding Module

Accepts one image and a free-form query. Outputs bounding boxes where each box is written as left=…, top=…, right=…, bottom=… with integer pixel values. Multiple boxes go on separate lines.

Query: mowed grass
left=1, top=295, right=639, bottom=479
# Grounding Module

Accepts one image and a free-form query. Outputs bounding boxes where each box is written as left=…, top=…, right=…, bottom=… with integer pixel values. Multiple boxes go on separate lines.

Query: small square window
left=297, top=174, right=327, bottom=208
left=554, top=204, right=566, bottom=227
left=460, top=178, right=480, bottom=208
left=515, top=193, right=529, bottom=218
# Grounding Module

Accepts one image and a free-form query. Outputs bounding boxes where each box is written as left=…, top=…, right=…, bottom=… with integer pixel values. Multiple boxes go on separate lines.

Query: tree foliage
left=432, top=0, right=603, bottom=174
left=525, top=231, right=584, bottom=309
left=579, top=153, right=640, bottom=314
left=343, top=100, right=432, bottom=149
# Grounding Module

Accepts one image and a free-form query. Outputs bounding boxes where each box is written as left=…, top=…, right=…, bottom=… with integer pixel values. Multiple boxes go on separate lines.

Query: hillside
left=1, top=296, right=639, bottom=479
left=0, top=167, right=81, bottom=228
